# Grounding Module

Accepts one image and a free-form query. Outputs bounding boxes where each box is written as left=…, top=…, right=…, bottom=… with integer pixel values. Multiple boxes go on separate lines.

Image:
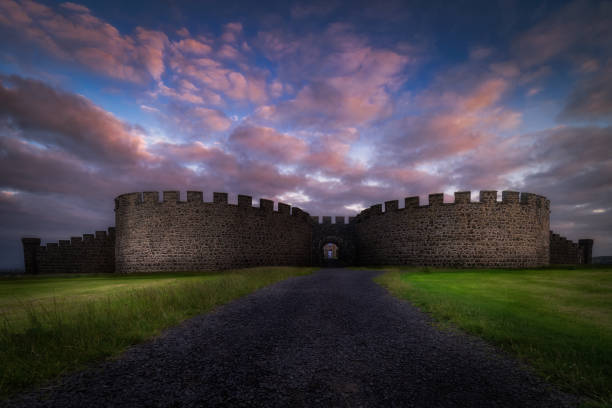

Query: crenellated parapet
left=550, top=232, right=593, bottom=264
left=354, top=191, right=550, bottom=220
left=352, top=190, right=551, bottom=268
left=21, top=227, right=115, bottom=274
left=114, top=191, right=312, bottom=273
left=114, top=191, right=311, bottom=221
left=22, top=188, right=593, bottom=273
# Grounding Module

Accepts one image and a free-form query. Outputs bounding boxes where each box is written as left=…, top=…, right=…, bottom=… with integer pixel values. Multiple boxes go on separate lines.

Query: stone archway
left=316, top=235, right=351, bottom=267
left=312, top=220, right=356, bottom=267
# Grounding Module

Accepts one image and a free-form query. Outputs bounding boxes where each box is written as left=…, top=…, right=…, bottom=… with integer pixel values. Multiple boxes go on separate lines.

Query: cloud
left=160, top=104, right=232, bottom=134
left=59, top=2, right=90, bottom=13
left=559, top=63, right=612, bottom=120
left=221, top=22, right=242, bottom=43
left=513, top=0, right=612, bottom=68
left=257, top=24, right=413, bottom=127
left=0, top=75, right=148, bottom=163
left=173, top=38, right=212, bottom=55
left=229, top=125, right=308, bottom=162
left=0, top=0, right=168, bottom=82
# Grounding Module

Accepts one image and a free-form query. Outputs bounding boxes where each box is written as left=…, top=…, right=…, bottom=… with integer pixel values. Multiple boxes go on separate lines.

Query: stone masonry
left=21, top=190, right=593, bottom=273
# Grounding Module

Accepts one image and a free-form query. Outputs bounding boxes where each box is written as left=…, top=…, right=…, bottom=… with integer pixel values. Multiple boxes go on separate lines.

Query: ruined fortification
left=22, top=189, right=593, bottom=274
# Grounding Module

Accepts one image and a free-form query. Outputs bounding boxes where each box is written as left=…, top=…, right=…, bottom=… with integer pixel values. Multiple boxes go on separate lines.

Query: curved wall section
left=354, top=191, right=550, bottom=268
left=115, top=191, right=312, bottom=273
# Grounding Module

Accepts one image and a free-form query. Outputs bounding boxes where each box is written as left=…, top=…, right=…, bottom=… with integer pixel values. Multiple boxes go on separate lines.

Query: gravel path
left=4, top=268, right=579, bottom=407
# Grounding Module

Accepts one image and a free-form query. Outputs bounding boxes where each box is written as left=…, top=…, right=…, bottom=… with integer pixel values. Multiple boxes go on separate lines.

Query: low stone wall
left=549, top=232, right=593, bottom=264
left=22, top=228, right=115, bottom=274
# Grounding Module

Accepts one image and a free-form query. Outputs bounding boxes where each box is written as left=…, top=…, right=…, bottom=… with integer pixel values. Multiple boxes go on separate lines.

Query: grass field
left=374, top=266, right=612, bottom=407
left=0, top=266, right=316, bottom=398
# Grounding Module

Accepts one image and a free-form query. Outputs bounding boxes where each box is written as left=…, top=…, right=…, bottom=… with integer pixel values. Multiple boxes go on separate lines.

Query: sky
left=0, top=0, right=611, bottom=268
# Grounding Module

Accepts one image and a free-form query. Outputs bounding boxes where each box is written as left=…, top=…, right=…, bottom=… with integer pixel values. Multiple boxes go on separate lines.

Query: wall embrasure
left=353, top=191, right=550, bottom=268
left=114, top=191, right=312, bottom=273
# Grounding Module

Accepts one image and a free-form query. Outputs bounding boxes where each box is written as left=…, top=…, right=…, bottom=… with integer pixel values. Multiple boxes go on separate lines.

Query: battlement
left=24, top=187, right=591, bottom=274
left=35, top=227, right=116, bottom=252
left=114, top=190, right=312, bottom=273
left=21, top=227, right=115, bottom=274
left=352, top=189, right=552, bottom=268
left=114, top=191, right=310, bottom=220
left=550, top=231, right=593, bottom=264
left=356, top=190, right=550, bottom=219
left=310, top=215, right=352, bottom=224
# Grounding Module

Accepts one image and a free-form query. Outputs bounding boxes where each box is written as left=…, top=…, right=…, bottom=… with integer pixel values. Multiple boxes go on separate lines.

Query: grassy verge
left=0, top=266, right=316, bottom=398
left=374, top=266, right=612, bottom=407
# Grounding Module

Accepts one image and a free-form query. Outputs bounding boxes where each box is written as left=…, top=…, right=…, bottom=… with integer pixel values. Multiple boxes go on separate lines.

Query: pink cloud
left=174, top=38, right=212, bottom=55
left=221, top=22, right=242, bottom=43
left=0, top=0, right=168, bottom=82
left=256, top=24, right=413, bottom=127
left=0, top=75, right=149, bottom=162
left=59, top=2, right=90, bottom=13
left=217, top=44, right=241, bottom=60
left=229, top=125, right=308, bottom=162
left=191, top=107, right=232, bottom=131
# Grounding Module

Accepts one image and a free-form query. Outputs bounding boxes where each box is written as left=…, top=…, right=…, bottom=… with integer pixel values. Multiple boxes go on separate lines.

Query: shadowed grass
left=0, top=266, right=316, bottom=398
left=374, top=266, right=612, bottom=407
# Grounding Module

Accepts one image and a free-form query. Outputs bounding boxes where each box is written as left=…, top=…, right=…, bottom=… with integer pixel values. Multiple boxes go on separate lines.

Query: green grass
left=374, top=266, right=612, bottom=407
left=0, top=266, right=316, bottom=398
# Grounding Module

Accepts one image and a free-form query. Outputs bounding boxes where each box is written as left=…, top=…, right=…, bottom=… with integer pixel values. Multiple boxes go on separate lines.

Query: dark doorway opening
left=321, top=241, right=342, bottom=267
left=322, top=242, right=338, bottom=260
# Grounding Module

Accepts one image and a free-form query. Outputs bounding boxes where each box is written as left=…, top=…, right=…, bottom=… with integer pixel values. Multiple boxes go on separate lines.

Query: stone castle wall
left=21, top=228, right=115, bottom=274
left=114, top=191, right=312, bottom=273
left=549, top=232, right=593, bottom=265
left=21, top=189, right=594, bottom=273
left=353, top=191, right=551, bottom=268
left=311, top=216, right=356, bottom=266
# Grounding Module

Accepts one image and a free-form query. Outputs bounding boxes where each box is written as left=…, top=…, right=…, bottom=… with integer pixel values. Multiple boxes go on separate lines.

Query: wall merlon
left=95, top=231, right=107, bottom=239
left=59, top=240, right=70, bottom=247
left=213, top=192, right=228, bottom=204
left=143, top=191, right=159, bottom=204
left=405, top=196, right=419, bottom=208
left=310, top=215, right=320, bottom=224
left=278, top=202, right=290, bottom=214
left=83, top=234, right=94, bottom=242
left=108, top=227, right=116, bottom=239
left=454, top=191, right=471, bottom=204
left=335, top=216, right=346, bottom=224
left=348, top=216, right=355, bottom=224
left=260, top=198, right=273, bottom=212
left=502, top=191, right=520, bottom=204
left=385, top=200, right=398, bottom=212
left=322, top=216, right=332, bottom=224
left=22, top=237, right=41, bottom=245
left=117, top=192, right=141, bottom=206
left=163, top=191, right=180, bottom=203
left=479, top=190, right=497, bottom=204
left=520, top=192, right=536, bottom=205
left=187, top=191, right=203, bottom=202
left=535, top=195, right=549, bottom=208
left=237, top=194, right=252, bottom=207
left=370, top=204, right=382, bottom=214
left=429, top=193, right=444, bottom=206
